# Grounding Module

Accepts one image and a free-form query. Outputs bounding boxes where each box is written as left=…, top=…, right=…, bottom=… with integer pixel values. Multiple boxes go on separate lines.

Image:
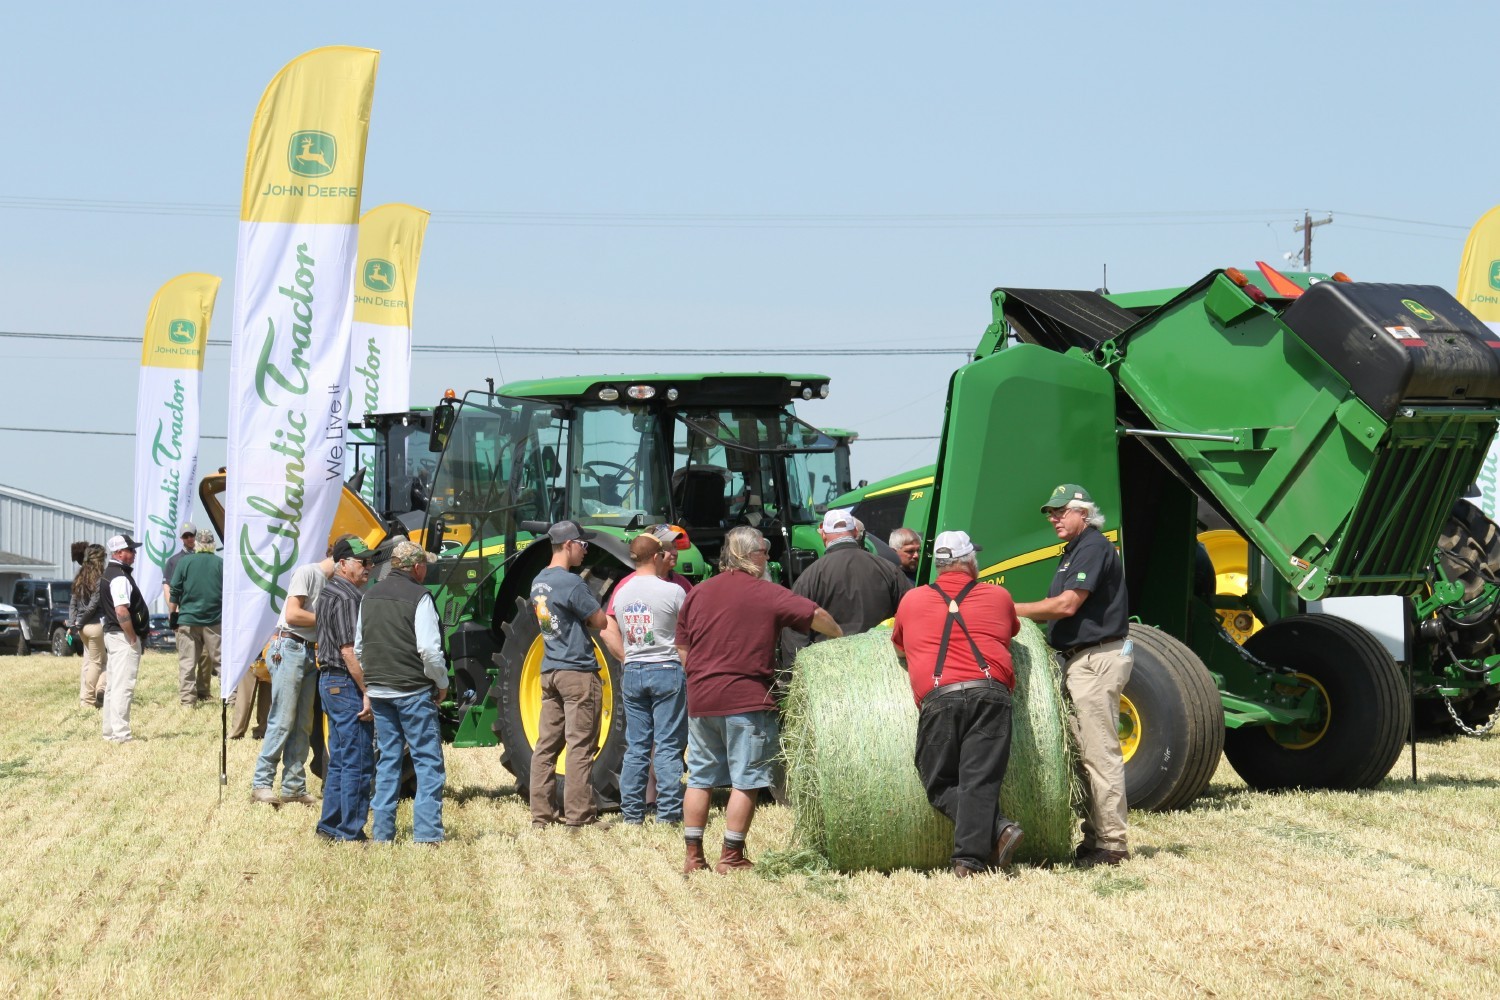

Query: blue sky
left=2, top=2, right=1495, bottom=520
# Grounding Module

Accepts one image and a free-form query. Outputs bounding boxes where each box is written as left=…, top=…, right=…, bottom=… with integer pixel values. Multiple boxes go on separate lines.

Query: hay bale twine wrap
left=781, top=619, right=1076, bottom=871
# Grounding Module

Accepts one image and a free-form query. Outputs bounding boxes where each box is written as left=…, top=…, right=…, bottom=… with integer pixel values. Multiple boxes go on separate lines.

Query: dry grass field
left=3, top=651, right=1500, bottom=998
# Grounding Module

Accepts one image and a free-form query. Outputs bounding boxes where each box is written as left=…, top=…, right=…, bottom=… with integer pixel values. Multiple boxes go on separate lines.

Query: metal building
left=0, top=483, right=133, bottom=600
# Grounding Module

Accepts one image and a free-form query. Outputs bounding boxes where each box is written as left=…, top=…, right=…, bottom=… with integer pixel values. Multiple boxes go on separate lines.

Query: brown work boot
left=683, top=840, right=709, bottom=874
left=1079, top=847, right=1130, bottom=868
left=953, top=863, right=981, bottom=878
left=991, top=822, right=1025, bottom=870
left=250, top=787, right=281, bottom=808
left=280, top=793, right=318, bottom=806
left=714, top=843, right=754, bottom=873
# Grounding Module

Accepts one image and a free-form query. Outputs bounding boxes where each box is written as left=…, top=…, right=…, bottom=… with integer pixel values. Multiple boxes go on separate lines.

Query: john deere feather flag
left=134, top=273, right=220, bottom=607
left=222, top=46, right=379, bottom=697
left=346, top=202, right=430, bottom=506
left=1457, top=206, right=1500, bottom=518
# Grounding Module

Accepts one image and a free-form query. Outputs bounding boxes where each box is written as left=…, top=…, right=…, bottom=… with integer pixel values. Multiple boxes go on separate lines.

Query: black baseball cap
left=333, top=537, right=373, bottom=563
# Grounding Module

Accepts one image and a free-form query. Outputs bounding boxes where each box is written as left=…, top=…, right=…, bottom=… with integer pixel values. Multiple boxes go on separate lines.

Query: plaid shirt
left=315, top=574, right=364, bottom=672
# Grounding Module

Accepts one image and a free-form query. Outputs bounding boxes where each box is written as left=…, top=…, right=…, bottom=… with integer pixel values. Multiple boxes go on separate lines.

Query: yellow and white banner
left=1458, top=206, right=1500, bottom=518
left=223, top=46, right=379, bottom=696
left=134, top=273, right=220, bottom=605
left=347, top=202, right=429, bottom=506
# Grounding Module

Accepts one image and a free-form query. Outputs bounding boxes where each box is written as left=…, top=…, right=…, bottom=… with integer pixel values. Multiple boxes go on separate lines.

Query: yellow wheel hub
left=1199, top=529, right=1263, bottom=643
left=519, top=635, right=613, bottom=775
left=1118, top=694, right=1141, bottom=763
left=1270, top=671, right=1331, bottom=750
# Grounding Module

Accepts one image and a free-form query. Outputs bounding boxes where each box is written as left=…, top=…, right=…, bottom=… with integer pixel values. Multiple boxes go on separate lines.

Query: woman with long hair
left=70, top=543, right=108, bottom=709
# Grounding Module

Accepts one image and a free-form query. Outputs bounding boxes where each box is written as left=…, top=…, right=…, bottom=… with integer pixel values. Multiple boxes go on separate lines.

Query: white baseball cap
left=106, top=533, right=142, bottom=554
left=821, top=508, right=855, bottom=533
left=932, top=530, right=981, bottom=560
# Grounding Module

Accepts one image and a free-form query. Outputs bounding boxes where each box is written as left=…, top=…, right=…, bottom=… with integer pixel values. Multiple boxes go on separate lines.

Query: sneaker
left=251, top=787, right=282, bottom=807
left=280, top=793, right=319, bottom=806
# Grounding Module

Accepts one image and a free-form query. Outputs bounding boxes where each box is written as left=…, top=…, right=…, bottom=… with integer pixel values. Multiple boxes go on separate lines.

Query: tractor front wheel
left=1118, top=624, right=1225, bottom=811
left=1224, top=614, right=1409, bottom=791
left=495, top=597, right=626, bottom=810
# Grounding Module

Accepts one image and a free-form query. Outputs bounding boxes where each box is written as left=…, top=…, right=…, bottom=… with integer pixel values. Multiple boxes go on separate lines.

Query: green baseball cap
left=1040, top=483, right=1093, bottom=512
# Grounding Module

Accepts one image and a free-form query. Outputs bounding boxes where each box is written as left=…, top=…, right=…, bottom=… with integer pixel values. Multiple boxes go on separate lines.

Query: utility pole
left=1293, top=211, right=1334, bottom=272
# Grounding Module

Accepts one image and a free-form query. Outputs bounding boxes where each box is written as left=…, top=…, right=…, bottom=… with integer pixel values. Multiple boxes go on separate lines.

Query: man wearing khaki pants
left=1016, top=483, right=1133, bottom=868
left=169, top=529, right=223, bottom=708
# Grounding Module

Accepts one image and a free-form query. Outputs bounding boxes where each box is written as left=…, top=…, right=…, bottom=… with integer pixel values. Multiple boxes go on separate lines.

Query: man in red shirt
left=892, top=529, right=1024, bottom=877
left=676, top=526, right=842, bottom=874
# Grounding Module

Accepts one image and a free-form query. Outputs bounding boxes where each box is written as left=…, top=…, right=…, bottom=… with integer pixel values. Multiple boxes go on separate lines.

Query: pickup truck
left=10, top=579, right=75, bottom=657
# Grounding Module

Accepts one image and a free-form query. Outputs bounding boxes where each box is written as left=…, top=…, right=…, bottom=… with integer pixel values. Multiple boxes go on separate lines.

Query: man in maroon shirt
left=892, top=529, right=1024, bottom=877
left=676, top=526, right=842, bottom=874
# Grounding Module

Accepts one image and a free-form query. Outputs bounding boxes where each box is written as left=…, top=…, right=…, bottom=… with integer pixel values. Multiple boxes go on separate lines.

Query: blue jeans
left=619, top=661, right=687, bottom=823
left=370, top=689, right=447, bottom=843
left=252, top=638, right=318, bottom=795
left=317, top=671, right=373, bottom=841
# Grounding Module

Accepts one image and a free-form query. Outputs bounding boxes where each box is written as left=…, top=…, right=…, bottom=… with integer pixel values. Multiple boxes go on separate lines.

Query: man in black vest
left=100, top=533, right=149, bottom=743
left=356, top=539, right=448, bottom=844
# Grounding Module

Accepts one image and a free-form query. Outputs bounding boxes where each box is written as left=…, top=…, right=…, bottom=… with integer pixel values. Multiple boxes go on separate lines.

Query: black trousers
left=914, top=684, right=1014, bottom=870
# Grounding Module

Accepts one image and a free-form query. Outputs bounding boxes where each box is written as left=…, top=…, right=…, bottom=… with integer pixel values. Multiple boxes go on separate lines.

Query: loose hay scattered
left=782, top=620, right=1077, bottom=871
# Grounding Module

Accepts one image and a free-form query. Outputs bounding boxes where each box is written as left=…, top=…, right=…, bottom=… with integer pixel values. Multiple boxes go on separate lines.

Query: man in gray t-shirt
left=252, top=539, right=339, bottom=806
left=527, top=520, right=607, bottom=827
left=606, top=532, right=689, bottom=824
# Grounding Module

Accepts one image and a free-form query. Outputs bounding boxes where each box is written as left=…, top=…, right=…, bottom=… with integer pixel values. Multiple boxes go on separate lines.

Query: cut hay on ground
left=782, top=620, right=1076, bottom=871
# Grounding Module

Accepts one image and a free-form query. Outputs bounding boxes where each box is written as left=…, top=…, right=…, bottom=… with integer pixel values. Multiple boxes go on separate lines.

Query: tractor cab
left=421, top=373, right=839, bottom=587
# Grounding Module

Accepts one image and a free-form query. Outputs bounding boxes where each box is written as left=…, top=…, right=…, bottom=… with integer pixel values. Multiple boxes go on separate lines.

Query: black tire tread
left=1225, top=614, right=1409, bottom=792
left=1126, top=624, right=1225, bottom=811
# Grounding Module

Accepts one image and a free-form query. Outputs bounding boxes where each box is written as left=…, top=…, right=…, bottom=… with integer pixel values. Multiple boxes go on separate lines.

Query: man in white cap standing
left=100, top=534, right=150, bottom=743
left=783, top=507, right=910, bottom=659
left=892, top=529, right=1023, bottom=877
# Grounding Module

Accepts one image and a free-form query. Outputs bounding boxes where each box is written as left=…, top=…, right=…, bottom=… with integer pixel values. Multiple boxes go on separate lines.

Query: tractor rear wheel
left=1118, top=624, right=1225, bottom=811
left=1224, top=614, right=1409, bottom=791
left=495, top=597, right=626, bottom=809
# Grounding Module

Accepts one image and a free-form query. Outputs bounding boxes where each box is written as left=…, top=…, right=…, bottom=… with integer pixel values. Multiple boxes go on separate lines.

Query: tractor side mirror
left=429, top=400, right=456, bottom=454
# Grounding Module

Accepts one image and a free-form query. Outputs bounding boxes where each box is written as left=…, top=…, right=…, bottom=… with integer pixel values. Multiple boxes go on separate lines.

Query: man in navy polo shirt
left=1016, top=484, right=1133, bottom=868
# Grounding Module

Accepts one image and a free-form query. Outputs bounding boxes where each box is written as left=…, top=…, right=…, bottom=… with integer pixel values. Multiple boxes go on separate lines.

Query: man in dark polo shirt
left=1015, top=483, right=1133, bottom=867
left=677, top=526, right=842, bottom=874
left=529, top=519, right=608, bottom=829
left=358, top=539, right=448, bottom=844
left=315, top=536, right=374, bottom=842
left=892, top=529, right=1024, bottom=877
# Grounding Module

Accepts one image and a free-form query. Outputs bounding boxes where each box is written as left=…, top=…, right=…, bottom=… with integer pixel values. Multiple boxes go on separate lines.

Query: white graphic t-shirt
left=611, top=574, right=685, bottom=664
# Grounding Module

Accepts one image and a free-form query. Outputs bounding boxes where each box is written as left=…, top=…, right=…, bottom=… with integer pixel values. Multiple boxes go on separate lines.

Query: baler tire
left=495, top=597, right=625, bottom=810
left=1223, top=614, right=1409, bottom=792
left=1117, top=624, right=1225, bottom=812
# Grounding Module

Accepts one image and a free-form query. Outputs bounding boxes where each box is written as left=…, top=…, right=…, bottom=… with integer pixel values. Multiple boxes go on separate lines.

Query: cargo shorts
left=686, top=710, right=780, bottom=791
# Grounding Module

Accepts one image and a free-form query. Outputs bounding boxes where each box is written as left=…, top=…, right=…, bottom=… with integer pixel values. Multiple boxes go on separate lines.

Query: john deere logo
left=167, top=319, right=196, bottom=344
left=1489, top=260, right=1500, bottom=291
left=1402, top=298, right=1436, bottom=323
left=288, top=131, right=336, bottom=177
left=363, top=259, right=395, bottom=292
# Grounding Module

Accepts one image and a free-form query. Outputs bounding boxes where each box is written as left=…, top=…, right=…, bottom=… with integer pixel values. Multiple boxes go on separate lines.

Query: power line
left=0, top=426, right=226, bottom=439
left=0, top=330, right=974, bottom=357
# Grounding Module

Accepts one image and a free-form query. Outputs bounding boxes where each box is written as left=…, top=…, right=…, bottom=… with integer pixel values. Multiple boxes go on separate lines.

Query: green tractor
left=835, top=265, right=1500, bottom=809
left=421, top=372, right=847, bottom=803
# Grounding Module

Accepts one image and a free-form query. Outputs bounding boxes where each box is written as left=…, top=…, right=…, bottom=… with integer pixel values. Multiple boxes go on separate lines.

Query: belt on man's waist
left=1058, top=637, right=1128, bottom=660
left=927, top=677, right=1010, bottom=697
left=274, top=629, right=315, bottom=648
left=319, top=664, right=351, bottom=677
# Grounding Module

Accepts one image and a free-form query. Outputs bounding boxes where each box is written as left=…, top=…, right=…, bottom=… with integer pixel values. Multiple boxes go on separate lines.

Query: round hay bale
left=782, top=619, right=1076, bottom=871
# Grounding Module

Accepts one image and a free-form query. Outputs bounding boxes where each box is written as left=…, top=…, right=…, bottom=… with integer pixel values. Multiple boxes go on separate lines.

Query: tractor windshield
left=570, top=404, right=674, bottom=528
